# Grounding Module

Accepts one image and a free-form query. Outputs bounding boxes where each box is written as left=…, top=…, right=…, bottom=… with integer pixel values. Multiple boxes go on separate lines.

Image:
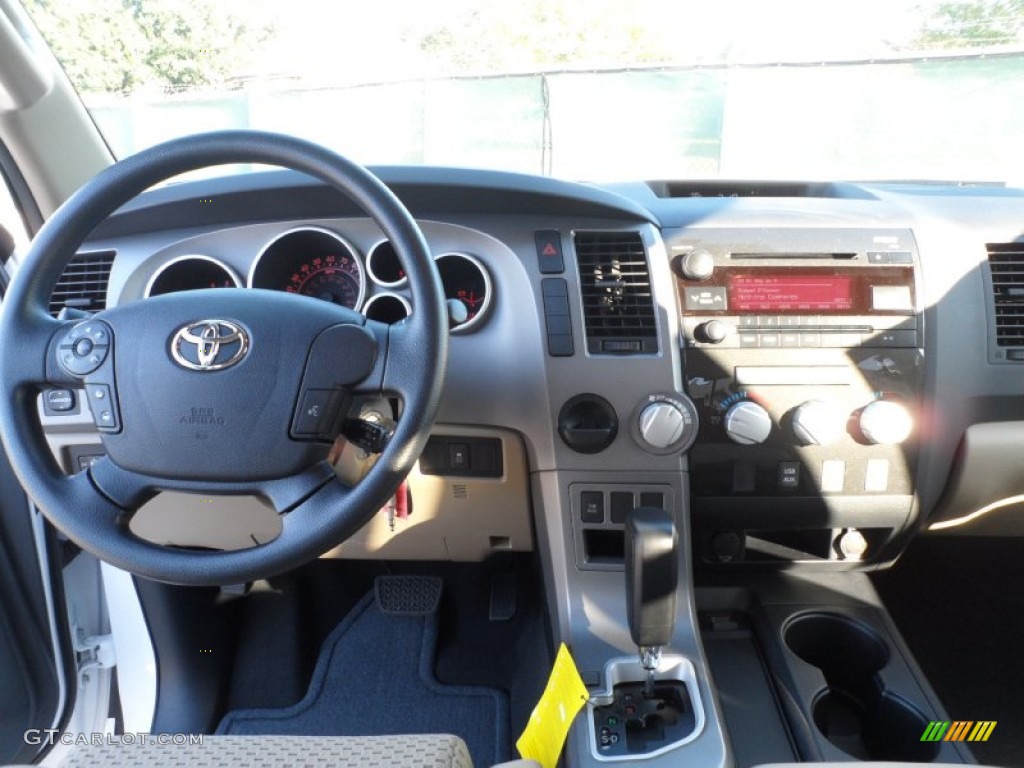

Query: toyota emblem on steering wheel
left=170, top=320, right=249, bottom=371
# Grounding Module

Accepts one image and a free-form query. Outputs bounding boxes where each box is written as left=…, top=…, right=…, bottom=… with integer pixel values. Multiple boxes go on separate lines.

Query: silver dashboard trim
left=142, top=253, right=242, bottom=298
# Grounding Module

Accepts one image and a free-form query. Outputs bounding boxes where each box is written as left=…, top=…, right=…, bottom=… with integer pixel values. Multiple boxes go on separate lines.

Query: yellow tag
left=516, top=643, right=590, bottom=768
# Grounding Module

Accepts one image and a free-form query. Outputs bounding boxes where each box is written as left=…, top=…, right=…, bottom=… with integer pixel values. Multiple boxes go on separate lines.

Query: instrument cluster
left=143, top=226, right=493, bottom=333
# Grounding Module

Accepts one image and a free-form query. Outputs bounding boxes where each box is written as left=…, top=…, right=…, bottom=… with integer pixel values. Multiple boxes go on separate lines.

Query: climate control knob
left=791, top=400, right=846, bottom=446
left=639, top=402, right=686, bottom=448
left=859, top=400, right=914, bottom=445
left=633, top=394, right=699, bottom=454
left=724, top=401, right=772, bottom=445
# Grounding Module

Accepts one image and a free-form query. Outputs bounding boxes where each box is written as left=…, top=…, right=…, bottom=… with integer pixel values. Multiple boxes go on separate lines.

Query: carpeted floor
left=873, top=536, right=1024, bottom=767
left=218, top=578, right=509, bottom=766
left=218, top=555, right=550, bottom=766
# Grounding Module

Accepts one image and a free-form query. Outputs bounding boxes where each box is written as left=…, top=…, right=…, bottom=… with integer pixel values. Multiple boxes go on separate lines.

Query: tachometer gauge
left=435, top=252, right=492, bottom=333
left=249, top=227, right=365, bottom=310
left=145, top=255, right=241, bottom=297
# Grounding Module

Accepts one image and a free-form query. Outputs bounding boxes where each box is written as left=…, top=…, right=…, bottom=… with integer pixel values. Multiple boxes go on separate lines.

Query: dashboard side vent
left=49, top=251, right=116, bottom=316
left=574, top=231, right=658, bottom=355
left=988, top=243, right=1024, bottom=350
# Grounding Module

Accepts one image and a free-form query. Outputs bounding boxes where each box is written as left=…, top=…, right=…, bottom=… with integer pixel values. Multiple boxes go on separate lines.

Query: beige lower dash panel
left=323, top=425, right=534, bottom=561
left=128, top=425, right=533, bottom=561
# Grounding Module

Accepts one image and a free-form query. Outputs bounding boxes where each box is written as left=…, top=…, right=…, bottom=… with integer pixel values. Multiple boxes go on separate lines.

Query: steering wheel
left=0, top=131, right=447, bottom=586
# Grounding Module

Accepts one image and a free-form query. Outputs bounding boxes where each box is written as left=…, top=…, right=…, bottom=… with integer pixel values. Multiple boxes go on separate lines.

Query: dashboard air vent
left=988, top=243, right=1024, bottom=349
left=49, top=251, right=115, bottom=316
left=574, top=231, right=658, bottom=355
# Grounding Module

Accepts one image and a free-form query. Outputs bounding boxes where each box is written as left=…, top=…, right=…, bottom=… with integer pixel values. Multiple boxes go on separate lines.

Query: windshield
left=22, top=0, right=1024, bottom=183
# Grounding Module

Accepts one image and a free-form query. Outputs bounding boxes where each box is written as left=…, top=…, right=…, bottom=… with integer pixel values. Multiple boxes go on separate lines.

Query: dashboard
left=32, top=167, right=1024, bottom=569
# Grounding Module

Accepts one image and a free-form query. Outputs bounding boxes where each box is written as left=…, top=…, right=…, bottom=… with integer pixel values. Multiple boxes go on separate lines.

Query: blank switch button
left=610, top=492, right=633, bottom=524
left=820, top=460, right=846, bottom=493
left=864, top=458, right=890, bottom=492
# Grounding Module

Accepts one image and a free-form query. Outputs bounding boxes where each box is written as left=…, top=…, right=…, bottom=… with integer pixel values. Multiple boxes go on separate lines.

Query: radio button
left=780, top=332, right=800, bottom=348
left=684, top=286, right=727, bottom=310
left=738, top=316, right=756, bottom=328
left=778, top=316, right=801, bottom=327
left=872, top=285, right=913, bottom=312
left=697, top=320, right=728, bottom=344
left=759, top=332, right=780, bottom=347
left=739, top=332, right=759, bottom=348
left=865, top=329, right=918, bottom=347
left=799, top=315, right=820, bottom=326
left=757, top=315, right=778, bottom=327
left=680, top=249, right=716, bottom=280
left=867, top=251, right=891, bottom=265
left=799, top=332, right=821, bottom=348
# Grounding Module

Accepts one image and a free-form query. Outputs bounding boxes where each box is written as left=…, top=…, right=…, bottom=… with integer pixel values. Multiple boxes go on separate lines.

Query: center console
left=540, top=221, right=949, bottom=768
left=670, top=228, right=924, bottom=567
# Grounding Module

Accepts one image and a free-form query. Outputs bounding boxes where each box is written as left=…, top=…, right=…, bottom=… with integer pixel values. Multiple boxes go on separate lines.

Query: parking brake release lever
left=625, top=506, right=678, bottom=697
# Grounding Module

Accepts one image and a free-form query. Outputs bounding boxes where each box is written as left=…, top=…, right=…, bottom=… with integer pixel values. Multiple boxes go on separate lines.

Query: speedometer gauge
left=287, top=253, right=362, bottom=306
left=249, top=227, right=366, bottom=310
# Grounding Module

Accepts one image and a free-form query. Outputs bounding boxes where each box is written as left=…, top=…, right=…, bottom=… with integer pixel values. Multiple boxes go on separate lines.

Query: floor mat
left=217, top=576, right=510, bottom=767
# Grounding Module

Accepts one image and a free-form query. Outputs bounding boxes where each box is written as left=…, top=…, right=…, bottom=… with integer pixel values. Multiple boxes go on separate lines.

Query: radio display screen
left=728, top=274, right=854, bottom=311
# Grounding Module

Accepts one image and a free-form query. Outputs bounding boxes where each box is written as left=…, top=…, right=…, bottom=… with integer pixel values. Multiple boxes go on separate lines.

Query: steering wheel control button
left=43, top=388, right=77, bottom=415
left=170, top=319, right=249, bottom=371
left=58, top=321, right=112, bottom=377
left=535, top=230, right=565, bottom=274
left=84, top=384, right=120, bottom=432
left=292, top=389, right=344, bottom=438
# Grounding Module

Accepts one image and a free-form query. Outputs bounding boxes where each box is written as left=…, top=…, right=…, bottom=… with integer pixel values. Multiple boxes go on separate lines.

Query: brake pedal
left=375, top=575, right=442, bottom=616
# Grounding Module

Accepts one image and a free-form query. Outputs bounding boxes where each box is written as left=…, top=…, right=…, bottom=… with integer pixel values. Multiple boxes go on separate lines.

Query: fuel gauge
left=435, top=252, right=492, bottom=333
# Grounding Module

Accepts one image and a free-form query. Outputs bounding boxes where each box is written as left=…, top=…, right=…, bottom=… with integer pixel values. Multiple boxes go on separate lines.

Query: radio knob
left=791, top=400, right=846, bottom=446
left=724, top=401, right=772, bottom=445
left=638, top=401, right=687, bottom=449
left=680, top=249, right=715, bottom=281
left=859, top=400, right=914, bottom=445
left=697, top=320, right=728, bottom=344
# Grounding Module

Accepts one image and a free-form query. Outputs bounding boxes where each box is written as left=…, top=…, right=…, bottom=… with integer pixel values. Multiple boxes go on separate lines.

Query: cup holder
left=784, top=612, right=940, bottom=762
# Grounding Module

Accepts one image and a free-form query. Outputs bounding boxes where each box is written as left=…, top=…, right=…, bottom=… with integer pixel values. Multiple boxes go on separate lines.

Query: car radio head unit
left=727, top=272, right=854, bottom=312
left=679, top=265, right=915, bottom=318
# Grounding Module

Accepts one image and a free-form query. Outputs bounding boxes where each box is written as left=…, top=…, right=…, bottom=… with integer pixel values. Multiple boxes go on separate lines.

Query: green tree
left=917, top=0, right=1024, bottom=49
left=25, top=0, right=274, bottom=95
left=409, top=0, right=678, bottom=74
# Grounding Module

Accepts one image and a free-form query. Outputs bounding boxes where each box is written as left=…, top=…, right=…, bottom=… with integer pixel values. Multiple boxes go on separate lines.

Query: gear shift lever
left=625, top=506, right=678, bottom=696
